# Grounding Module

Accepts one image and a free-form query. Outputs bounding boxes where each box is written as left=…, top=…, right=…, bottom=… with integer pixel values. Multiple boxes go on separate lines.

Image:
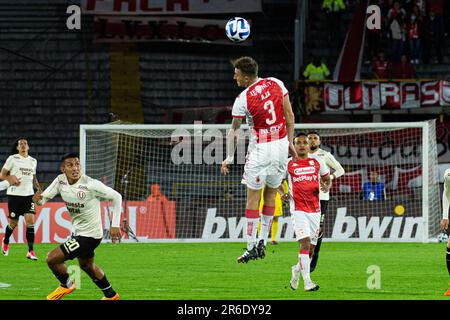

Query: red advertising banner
left=300, top=80, right=450, bottom=114
left=82, top=0, right=262, bottom=15
left=93, top=16, right=251, bottom=45
left=0, top=201, right=176, bottom=243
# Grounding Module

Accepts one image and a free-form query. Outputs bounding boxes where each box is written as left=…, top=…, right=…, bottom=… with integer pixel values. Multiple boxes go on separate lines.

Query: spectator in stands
left=372, top=51, right=392, bottom=79
left=362, top=171, right=387, bottom=201
left=303, top=57, right=330, bottom=81
left=423, top=11, right=444, bottom=64
left=427, top=0, right=446, bottom=35
left=391, top=54, right=417, bottom=78
left=146, top=183, right=168, bottom=202
left=387, top=1, right=407, bottom=22
left=408, top=14, right=422, bottom=64
left=322, top=0, right=346, bottom=49
left=389, top=16, right=406, bottom=62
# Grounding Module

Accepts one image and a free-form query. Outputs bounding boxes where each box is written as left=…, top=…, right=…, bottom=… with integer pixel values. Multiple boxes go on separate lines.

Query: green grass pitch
left=0, top=242, right=448, bottom=300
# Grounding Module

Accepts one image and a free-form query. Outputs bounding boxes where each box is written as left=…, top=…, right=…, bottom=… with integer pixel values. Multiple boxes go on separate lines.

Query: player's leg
left=2, top=218, right=17, bottom=256
left=24, top=212, right=37, bottom=260
left=256, top=186, right=277, bottom=257
left=445, top=232, right=450, bottom=296
left=237, top=186, right=262, bottom=263
left=78, top=257, right=119, bottom=300
left=2, top=196, right=20, bottom=256
left=311, top=200, right=328, bottom=272
left=46, top=246, right=76, bottom=300
left=290, top=212, right=319, bottom=291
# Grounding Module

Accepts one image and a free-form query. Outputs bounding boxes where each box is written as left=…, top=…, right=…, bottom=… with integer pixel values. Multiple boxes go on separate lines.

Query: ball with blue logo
left=225, top=17, right=251, bottom=42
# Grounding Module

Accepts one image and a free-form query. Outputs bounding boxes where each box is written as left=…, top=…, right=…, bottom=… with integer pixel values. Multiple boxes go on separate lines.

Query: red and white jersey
left=286, top=155, right=330, bottom=213
left=231, top=77, right=289, bottom=144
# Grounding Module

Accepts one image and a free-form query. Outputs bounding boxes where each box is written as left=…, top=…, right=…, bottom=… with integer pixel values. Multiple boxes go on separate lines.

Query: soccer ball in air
left=225, top=17, right=251, bottom=42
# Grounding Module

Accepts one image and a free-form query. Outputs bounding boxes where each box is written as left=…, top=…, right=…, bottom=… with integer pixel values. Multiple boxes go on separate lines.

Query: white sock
left=299, top=252, right=311, bottom=284
left=246, top=218, right=259, bottom=250
left=258, top=214, right=274, bottom=244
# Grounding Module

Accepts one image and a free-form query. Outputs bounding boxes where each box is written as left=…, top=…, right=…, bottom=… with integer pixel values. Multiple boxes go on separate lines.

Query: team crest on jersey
left=77, top=191, right=86, bottom=200
left=10, top=212, right=15, bottom=218
left=309, top=160, right=314, bottom=166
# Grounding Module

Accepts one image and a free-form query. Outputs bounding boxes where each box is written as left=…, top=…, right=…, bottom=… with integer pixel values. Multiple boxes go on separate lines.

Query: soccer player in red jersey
left=281, top=133, right=331, bottom=291
left=220, top=56, right=297, bottom=263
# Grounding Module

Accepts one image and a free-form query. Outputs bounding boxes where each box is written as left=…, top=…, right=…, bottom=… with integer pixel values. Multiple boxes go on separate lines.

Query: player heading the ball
left=221, top=56, right=297, bottom=263
left=33, top=153, right=122, bottom=300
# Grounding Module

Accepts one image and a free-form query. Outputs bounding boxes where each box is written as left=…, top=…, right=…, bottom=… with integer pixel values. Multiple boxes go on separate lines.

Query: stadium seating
left=0, top=1, right=109, bottom=191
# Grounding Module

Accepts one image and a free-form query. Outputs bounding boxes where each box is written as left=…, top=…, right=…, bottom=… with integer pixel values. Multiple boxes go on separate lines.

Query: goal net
left=80, top=121, right=440, bottom=243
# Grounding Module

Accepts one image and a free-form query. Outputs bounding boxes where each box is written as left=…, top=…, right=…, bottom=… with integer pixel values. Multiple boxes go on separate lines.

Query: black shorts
left=60, top=236, right=102, bottom=260
left=7, top=195, right=36, bottom=219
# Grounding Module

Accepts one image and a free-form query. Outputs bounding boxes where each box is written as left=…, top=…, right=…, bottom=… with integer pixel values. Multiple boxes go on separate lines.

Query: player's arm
left=90, top=180, right=123, bottom=241
left=0, top=156, right=12, bottom=180
left=0, top=180, right=9, bottom=191
left=283, top=95, right=297, bottom=160
left=326, top=153, right=345, bottom=180
left=318, top=158, right=331, bottom=192
left=33, top=177, right=60, bottom=205
left=33, top=175, right=42, bottom=193
left=278, top=179, right=290, bottom=201
left=441, top=173, right=450, bottom=231
left=221, top=117, right=242, bottom=175
left=1, top=158, right=20, bottom=186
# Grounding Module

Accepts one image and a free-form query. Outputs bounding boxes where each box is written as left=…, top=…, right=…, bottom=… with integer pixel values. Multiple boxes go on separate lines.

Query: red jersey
left=232, top=77, right=288, bottom=143
left=286, top=155, right=330, bottom=213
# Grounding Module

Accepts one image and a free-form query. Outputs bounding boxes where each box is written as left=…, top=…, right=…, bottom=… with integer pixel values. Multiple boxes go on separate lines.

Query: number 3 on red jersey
left=264, top=100, right=276, bottom=125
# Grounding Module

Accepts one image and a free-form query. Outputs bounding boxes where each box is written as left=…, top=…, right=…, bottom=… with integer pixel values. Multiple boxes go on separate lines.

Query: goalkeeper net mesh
left=81, top=121, right=440, bottom=242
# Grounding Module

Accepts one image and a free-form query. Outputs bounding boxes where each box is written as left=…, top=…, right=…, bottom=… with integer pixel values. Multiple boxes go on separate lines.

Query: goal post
left=79, top=120, right=441, bottom=243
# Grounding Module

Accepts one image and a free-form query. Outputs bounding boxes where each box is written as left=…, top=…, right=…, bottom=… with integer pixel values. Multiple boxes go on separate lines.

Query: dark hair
left=296, top=132, right=308, bottom=139
left=232, top=56, right=258, bottom=77
left=10, top=138, right=28, bottom=156
left=61, top=153, right=79, bottom=162
left=307, top=131, right=320, bottom=138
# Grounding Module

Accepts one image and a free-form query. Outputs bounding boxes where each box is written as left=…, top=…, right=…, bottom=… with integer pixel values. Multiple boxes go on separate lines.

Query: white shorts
left=241, top=137, right=288, bottom=190
left=291, top=211, right=321, bottom=245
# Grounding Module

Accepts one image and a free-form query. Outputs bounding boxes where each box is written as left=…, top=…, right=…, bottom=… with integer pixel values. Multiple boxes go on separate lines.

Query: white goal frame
left=80, top=121, right=439, bottom=243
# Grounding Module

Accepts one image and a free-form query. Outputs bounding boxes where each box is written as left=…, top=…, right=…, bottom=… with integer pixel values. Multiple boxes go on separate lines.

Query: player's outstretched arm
left=91, top=180, right=122, bottom=241
left=33, top=177, right=59, bottom=205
